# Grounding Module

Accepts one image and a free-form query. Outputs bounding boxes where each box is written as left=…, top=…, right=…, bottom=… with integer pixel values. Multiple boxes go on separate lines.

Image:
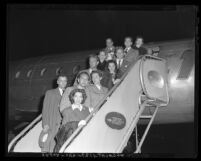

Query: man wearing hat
left=39, top=74, right=67, bottom=152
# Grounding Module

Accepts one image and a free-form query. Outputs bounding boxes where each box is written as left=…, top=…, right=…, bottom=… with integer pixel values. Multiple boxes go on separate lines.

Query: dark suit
left=101, top=70, right=122, bottom=90
left=119, top=47, right=139, bottom=74
left=101, top=71, right=115, bottom=90
left=133, top=46, right=147, bottom=56
left=88, top=84, right=108, bottom=108
left=41, top=88, right=62, bottom=152
left=97, top=60, right=107, bottom=71
left=124, top=47, right=139, bottom=63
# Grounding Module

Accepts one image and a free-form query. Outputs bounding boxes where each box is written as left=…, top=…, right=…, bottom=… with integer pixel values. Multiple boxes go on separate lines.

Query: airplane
left=7, top=38, right=195, bottom=153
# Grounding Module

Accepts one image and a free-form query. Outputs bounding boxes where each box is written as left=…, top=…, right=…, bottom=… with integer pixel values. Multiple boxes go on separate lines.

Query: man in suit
left=60, top=71, right=91, bottom=112
left=133, top=36, right=147, bottom=56
left=40, top=74, right=67, bottom=152
left=124, top=36, right=139, bottom=64
left=104, top=38, right=116, bottom=61
left=121, top=37, right=139, bottom=72
left=73, top=54, right=99, bottom=86
left=115, top=46, right=128, bottom=72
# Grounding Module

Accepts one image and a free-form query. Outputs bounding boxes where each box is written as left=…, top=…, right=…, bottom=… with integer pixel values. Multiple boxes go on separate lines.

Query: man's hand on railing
left=78, top=120, right=86, bottom=127
left=113, top=79, right=121, bottom=84
left=89, top=107, right=94, bottom=113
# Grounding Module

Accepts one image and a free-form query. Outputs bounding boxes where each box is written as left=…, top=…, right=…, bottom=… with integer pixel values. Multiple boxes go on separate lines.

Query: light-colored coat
left=41, top=88, right=62, bottom=152
left=88, top=84, right=108, bottom=109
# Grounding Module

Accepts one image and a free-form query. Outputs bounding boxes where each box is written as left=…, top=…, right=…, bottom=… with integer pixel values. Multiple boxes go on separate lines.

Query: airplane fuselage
left=8, top=39, right=195, bottom=125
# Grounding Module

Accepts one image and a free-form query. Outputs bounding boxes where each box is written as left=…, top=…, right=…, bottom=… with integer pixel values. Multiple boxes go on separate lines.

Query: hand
left=78, top=120, right=86, bottom=127
left=89, top=107, right=94, bottom=113
left=42, top=133, right=48, bottom=142
left=43, top=125, right=49, bottom=132
left=113, top=79, right=121, bottom=84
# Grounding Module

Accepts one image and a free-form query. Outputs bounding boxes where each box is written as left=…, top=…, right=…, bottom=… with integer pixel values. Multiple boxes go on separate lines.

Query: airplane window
left=27, top=70, right=32, bottom=77
left=41, top=68, right=47, bottom=76
left=177, top=50, right=193, bottom=80
left=56, top=67, right=63, bottom=76
left=72, top=65, right=80, bottom=75
left=15, top=71, right=20, bottom=78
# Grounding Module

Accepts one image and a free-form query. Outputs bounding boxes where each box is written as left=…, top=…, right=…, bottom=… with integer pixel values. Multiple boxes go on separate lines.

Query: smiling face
left=78, top=73, right=89, bottom=87
left=108, top=62, right=116, bottom=73
left=135, top=38, right=143, bottom=47
left=98, top=51, right=106, bottom=62
left=57, top=76, right=67, bottom=90
left=124, top=37, right=133, bottom=48
left=106, top=38, right=113, bottom=48
left=91, top=72, right=102, bottom=85
left=89, top=57, right=98, bottom=69
left=73, top=92, right=83, bottom=105
left=116, top=49, right=124, bottom=59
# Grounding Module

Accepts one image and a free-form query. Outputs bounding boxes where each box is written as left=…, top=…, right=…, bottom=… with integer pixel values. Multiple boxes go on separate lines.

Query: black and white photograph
left=6, top=4, right=198, bottom=157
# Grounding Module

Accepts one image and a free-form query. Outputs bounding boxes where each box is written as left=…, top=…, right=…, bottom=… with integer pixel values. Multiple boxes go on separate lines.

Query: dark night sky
left=7, top=5, right=196, bottom=60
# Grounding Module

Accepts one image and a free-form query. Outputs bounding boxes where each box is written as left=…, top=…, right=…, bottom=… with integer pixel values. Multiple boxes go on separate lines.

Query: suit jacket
left=116, top=58, right=130, bottom=77
left=88, top=84, right=108, bottom=109
left=101, top=71, right=122, bottom=90
left=124, top=47, right=139, bottom=63
left=59, top=86, right=91, bottom=112
left=41, top=88, right=62, bottom=152
left=97, top=60, right=107, bottom=71
left=133, top=46, right=147, bottom=56
left=119, top=47, right=139, bottom=75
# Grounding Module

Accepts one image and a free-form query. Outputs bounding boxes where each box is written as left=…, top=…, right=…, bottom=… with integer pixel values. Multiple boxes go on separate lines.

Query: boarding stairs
left=8, top=55, right=169, bottom=153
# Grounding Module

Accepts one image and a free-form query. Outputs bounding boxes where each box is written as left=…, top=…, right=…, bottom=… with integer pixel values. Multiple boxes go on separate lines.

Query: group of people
left=39, top=36, right=148, bottom=153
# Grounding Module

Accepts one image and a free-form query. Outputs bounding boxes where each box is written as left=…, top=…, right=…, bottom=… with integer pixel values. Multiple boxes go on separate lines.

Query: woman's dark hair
left=69, top=88, right=87, bottom=104
left=107, top=60, right=117, bottom=73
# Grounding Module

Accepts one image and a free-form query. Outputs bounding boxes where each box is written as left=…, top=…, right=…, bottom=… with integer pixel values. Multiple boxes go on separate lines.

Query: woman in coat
left=54, top=88, right=90, bottom=152
left=88, top=70, right=108, bottom=109
left=101, top=60, right=121, bottom=91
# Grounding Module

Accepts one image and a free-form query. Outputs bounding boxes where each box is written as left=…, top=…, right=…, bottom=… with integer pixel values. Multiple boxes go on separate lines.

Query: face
left=73, top=92, right=83, bottom=105
left=57, top=76, right=67, bottom=90
left=116, top=49, right=124, bottom=59
left=78, top=74, right=89, bottom=87
left=124, top=38, right=132, bottom=48
left=106, top=39, right=113, bottom=48
left=92, top=73, right=102, bottom=85
left=108, top=62, right=116, bottom=73
left=98, top=51, right=106, bottom=61
left=135, top=38, right=143, bottom=47
left=89, top=57, right=98, bottom=69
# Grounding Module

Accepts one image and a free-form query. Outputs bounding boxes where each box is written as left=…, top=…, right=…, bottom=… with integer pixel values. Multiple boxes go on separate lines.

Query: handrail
left=59, top=56, right=143, bottom=152
left=8, top=114, right=42, bottom=152
left=135, top=105, right=159, bottom=153
left=116, top=99, right=150, bottom=152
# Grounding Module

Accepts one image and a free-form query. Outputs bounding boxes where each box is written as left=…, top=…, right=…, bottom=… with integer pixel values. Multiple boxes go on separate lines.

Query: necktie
left=61, top=89, right=64, bottom=96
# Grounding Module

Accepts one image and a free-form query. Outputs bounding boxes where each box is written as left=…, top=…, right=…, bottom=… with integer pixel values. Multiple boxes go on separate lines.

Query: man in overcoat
left=39, top=74, right=67, bottom=152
